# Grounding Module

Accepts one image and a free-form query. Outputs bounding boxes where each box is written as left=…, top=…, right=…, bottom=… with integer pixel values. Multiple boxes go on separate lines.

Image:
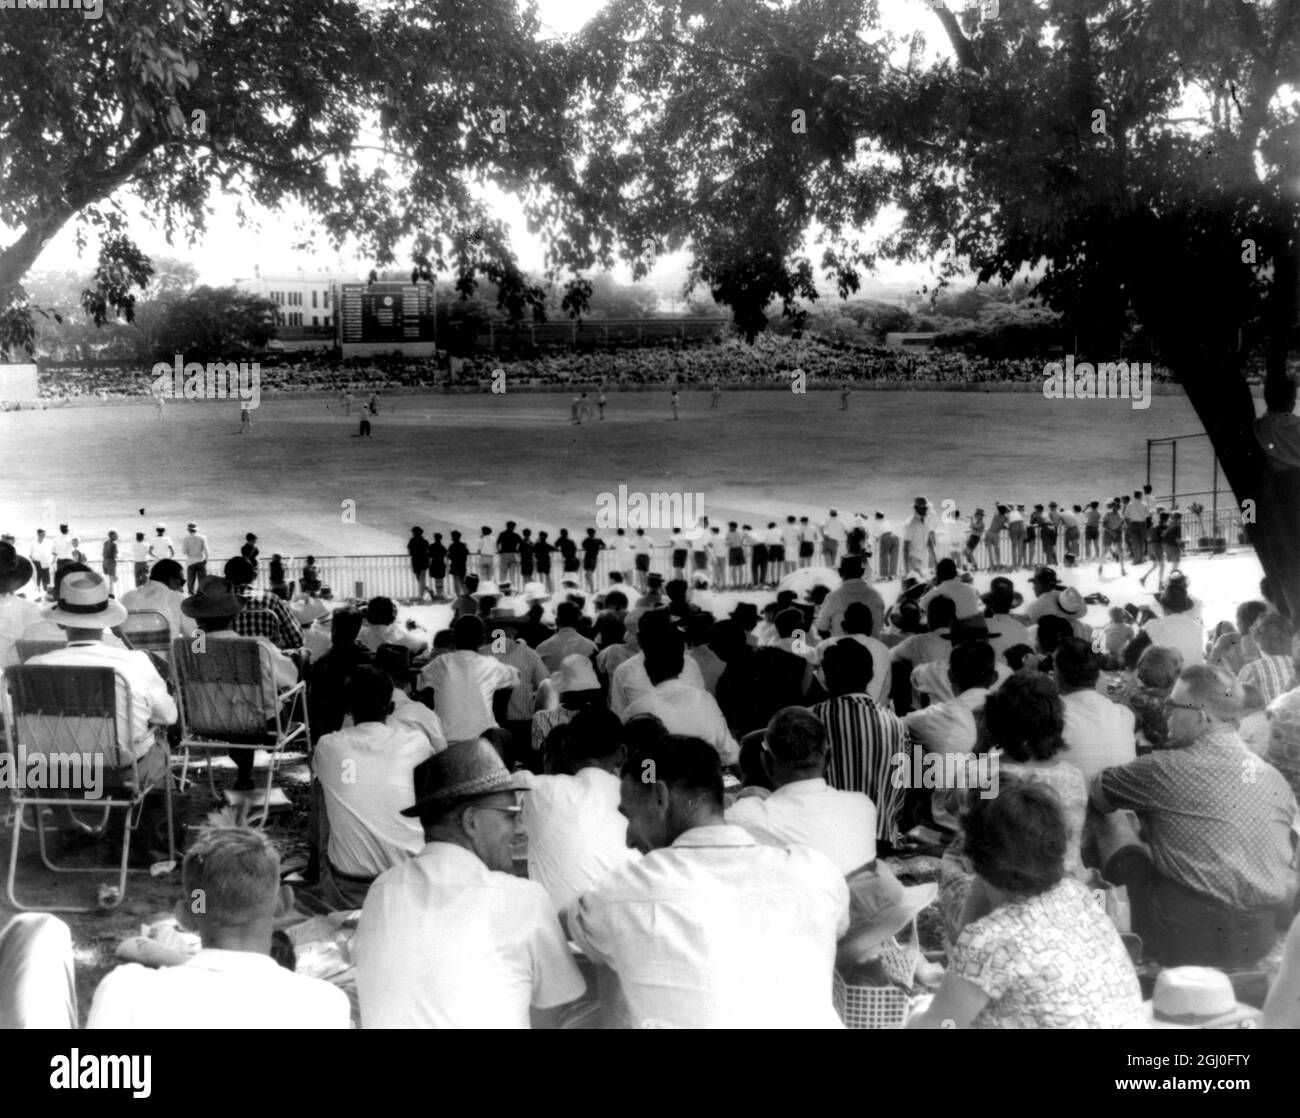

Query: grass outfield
left=2, top=387, right=1224, bottom=558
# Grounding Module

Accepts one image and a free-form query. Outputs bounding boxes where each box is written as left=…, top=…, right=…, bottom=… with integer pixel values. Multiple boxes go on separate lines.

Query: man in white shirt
left=49, top=524, right=73, bottom=577
left=535, top=601, right=597, bottom=673
left=417, top=615, right=519, bottom=742
left=609, top=610, right=705, bottom=715
left=821, top=508, right=846, bottom=566
left=479, top=607, right=548, bottom=767
left=780, top=516, right=802, bottom=579
left=28, top=529, right=52, bottom=596
left=566, top=734, right=849, bottom=1028
left=130, top=532, right=150, bottom=588
left=146, top=523, right=174, bottom=563
left=87, top=827, right=350, bottom=1029
left=611, top=528, right=635, bottom=583
left=1126, top=490, right=1150, bottom=565
left=29, top=571, right=176, bottom=788
left=1055, top=636, right=1136, bottom=780
left=905, top=641, right=997, bottom=758
left=179, top=521, right=209, bottom=593
left=1023, top=566, right=1063, bottom=622
left=623, top=634, right=739, bottom=765
left=358, top=595, right=429, bottom=657
left=120, top=559, right=194, bottom=640
left=902, top=498, right=937, bottom=575
left=522, top=707, right=640, bottom=910
left=871, top=511, right=898, bottom=580
left=981, top=577, right=1031, bottom=661
left=815, top=555, right=886, bottom=639
left=918, top=559, right=982, bottom=620
left=476, top=525, right=497, bottom=582
left=353, top=739, right=586, bottom=1028
left=814, top=602, right=891, bottom=706
left=314, top=667, right=436, bottom=909
left=727, top=706, right=876, bottom=873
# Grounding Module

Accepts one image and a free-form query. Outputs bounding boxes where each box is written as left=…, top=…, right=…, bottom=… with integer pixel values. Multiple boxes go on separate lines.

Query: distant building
left=234, top=267, right=344, bottom=348
left=884, top=332, right=939, bottom=350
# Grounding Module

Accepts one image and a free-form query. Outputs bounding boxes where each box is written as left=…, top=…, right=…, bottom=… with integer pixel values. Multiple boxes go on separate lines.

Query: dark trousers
left=359, top=418, right=372, bottom=436
left=186, top=561, right=207, bottom=594
left=1128, top=860, right=1277, bottom=969
left=33, top=564, right=49, bottom=592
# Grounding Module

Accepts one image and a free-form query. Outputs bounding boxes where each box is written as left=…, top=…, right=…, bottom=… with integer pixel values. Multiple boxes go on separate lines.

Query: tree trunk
left=1178, top=369, right=1300, bottom=621
left=0, top=219, right=72, bottom=306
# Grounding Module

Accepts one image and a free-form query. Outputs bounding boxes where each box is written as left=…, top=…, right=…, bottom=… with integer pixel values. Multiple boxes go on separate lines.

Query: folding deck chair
left=3, top=664, right=175, bottom=912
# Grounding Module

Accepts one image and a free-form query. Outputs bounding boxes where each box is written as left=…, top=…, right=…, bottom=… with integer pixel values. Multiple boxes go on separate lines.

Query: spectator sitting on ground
left=891, top=594, right=958, bottom=673
left=911, top=615, right=1013, bottom=708
left=1092, top=665, right=1298, bottom=969
left=358, top=596, right=429, bottom=658
left=911, top=784, right=1145, bottom=1029
left=531, top=653, right=604, bottom=762
left=1054, top=637, right=1137, bottom=782
left=313, top=667, right=438, bottom=910
left=919, top=558, right=982, bottom=621
left=725, top=706, right=877, bottom=874
left=815, top=554, right=886, bottom=638
left=373, top=643, right=447, bottom=754
left=87, top=826, right=350, bottom=1028
left=813, top=602, right=891, bottom=706
left=1110, top=645, right=1182, bottom=753
left=1238, top=610, right=1296, bottom=706
left=609, top=609, right=705, bottom=716
left=521, top=708, right=641, bottom=911
left=1142, top=574, right=1205, bottom=667
left=980, top=577, right=1030, bottom=662
left=352, top=738, right=586, bottom=1028
left=416, top=615, right=519, bottom=745
left=564, top=734, right=849, bottom=1029
left=685, top=611, right=725, bottom=695
left=536, top=600, right=598, bottom=674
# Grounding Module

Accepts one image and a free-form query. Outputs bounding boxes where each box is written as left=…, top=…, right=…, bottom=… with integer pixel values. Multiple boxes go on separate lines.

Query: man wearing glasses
left=352, top=738, right=585, bottom=1028
left=1090, top=665, right=1298, bottom=969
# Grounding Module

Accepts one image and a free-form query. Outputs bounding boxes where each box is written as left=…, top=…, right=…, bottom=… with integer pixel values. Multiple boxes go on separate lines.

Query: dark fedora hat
left=0, top=542, right=33, bottom=591
left=181, top=576, right=245, bottom=619
left=400, top=738, right=531, bottom=819
left=981, top=576, right=1024, bottom=610
left=944, top=615, right=999, bottom=643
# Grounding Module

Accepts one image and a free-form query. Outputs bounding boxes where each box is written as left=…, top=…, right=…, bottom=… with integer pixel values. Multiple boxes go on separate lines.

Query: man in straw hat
left=1092, top=665, right=1297, bottom=968
left=181, top=576, right=300, bottom=792
left=29, top=570, right=176, bottom=794
left=352, top=738, right=585, bottom=1028
left=565, top=734, right=849, bottom=1028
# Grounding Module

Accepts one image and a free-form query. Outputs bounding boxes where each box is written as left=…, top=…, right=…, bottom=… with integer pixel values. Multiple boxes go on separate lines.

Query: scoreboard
left=337, top=282, right=436, bottom=344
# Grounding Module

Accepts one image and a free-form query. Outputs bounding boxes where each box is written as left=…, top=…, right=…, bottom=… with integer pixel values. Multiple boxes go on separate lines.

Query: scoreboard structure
left=335, top=281, right=438, bottom=356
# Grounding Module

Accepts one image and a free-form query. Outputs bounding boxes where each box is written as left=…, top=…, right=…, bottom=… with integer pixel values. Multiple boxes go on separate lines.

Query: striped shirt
left=809, top=693, right=911, bottom=845
left=1238, top=654, right=1296, bottom=707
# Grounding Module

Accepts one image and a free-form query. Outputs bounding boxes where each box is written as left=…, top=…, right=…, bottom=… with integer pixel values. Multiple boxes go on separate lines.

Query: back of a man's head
left=224, top=556, right=256, bottom=586
left=1053, top=637, right=1100, bottom=690
left=775, top=608, right=804, bottom=640
left=644, top=629, right=686, bottom=686
left=839, top=555, right=864, bottom=581
left=365, top=596, right=397, bottom=626
left=949, top=640, right=997, bottom=694
left=452, top=614, right=486, bottom=650
left=563, top=708, right=625, bottom=770
left=1251, top=611, right=1294, bottom=657
left=182, top=827, right=280, bottom=933
left=764, top=706, right=827, bottom=774
left=150, top=559, right=184, bottom=585
left=330, top=608, right=365, bottom=647
left=685, top=611, right=715, bottom=647
left=1179, top=664, right=1244, bottom=725
left=622, top=734, right=723, bottom=812
left=842, top=602, right=874, bottom=637
left=926, top=595, right=957, bottom=632
left=1036, top=615, right=1072, bottom=654
left=935, top=558, right=958, bottom=582
left=822, top=638, right=872, bottom=696
left=555, top=601, right=582, bottom=629
left=347, top=665, right=395, bottom=724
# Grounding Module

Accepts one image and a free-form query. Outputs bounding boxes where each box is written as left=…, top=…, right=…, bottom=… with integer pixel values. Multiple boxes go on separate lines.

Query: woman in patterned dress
left=910, top=784, right=1146, bottom=1029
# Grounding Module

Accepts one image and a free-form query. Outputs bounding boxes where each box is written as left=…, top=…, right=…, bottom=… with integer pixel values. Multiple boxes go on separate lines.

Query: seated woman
left=1110, top=645, right=1182, bottom=753
left=910, top=784, right=1146, bottom=1029
left=938, top=671, right=1089, bottom=948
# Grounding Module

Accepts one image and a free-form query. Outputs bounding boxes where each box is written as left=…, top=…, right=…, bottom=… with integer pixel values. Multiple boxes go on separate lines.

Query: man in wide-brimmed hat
left=182, top=576, right=300, bottom=791
left=29, top=570, right=177, bottom=797
left=0, top=542, right=41, bottom=669
left=981, top=576, right=1031, bottom=660
left=351, top=737, right=585, bottom=1028
left=1142, top=571, right=1206, bottom=667
left=911, top=614, right=1013, bottom=707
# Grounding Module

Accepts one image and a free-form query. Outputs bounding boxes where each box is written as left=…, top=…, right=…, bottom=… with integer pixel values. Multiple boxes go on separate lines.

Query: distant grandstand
left=473, top=315, right=729, bottom=353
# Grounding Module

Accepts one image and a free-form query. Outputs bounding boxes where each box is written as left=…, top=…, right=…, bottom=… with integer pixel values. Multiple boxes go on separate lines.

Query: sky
left=25, top=0, right=960, bottom=298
